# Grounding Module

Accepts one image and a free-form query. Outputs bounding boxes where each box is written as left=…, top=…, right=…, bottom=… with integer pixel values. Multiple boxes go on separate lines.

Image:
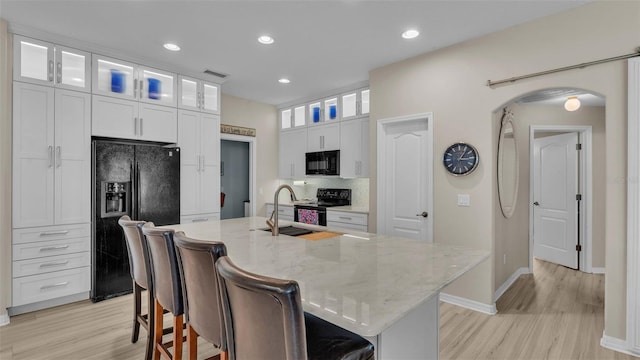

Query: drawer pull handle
left=40, top=282, right=69, bottom=290
left=339, top=216, right=353, bottom=221
left=192, top=218, right=208, bottom=223
left=40, top=231, right=69, bottom=236
left=40, top=261, right=70, bottom=268
left=39, top=245, right=70, bottom=251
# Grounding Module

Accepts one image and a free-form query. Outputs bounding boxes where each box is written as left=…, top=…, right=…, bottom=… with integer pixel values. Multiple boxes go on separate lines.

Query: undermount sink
left=262, top=226, right=316, bottom=237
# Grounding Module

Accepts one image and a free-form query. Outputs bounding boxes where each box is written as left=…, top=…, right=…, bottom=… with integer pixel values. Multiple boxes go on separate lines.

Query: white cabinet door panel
left=200, top=163, right=220, bottom=214
left=178, top=110, right=200, bottom=166
left=202, top=82, right=220, bottom=114
left=54, top=90, right=90, bottom=225
left=180, top=165, right=199, bottom=216
left=138, top=103, right=177, bottom=143
left=13, top=36, right=54, bottom=86
left=13, top=83, right=55, bottom=228
left=92, top=95, right=137, bottom=139
left=201, top=114, right=220, bottom=166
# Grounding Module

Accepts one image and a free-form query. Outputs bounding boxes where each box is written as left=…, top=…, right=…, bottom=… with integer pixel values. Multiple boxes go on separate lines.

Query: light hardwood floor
left=441, top=259, right=636, bottom=360
left=0, top=259, right=636, bottom=359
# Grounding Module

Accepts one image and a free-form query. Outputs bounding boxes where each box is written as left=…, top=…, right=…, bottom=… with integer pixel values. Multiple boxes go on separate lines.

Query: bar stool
left=141, top=223, right=184, bottom=360
left=173, top=232, right=228, bottom=360
left=118, top=216, right=154, bottom=360
left=215, top=256, right=375, bottom=360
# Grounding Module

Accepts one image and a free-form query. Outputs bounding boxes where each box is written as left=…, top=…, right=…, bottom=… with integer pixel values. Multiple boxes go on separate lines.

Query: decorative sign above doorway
left=220, top=124, right=256, bottom=137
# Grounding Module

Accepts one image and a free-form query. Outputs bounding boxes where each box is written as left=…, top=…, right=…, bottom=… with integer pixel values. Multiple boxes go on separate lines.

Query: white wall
left=220, top=94, right=279, bottom=218
left=369, top=1, right=637, bottom=340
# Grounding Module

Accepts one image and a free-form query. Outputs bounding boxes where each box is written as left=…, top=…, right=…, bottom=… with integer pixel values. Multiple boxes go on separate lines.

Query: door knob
left=533, top=201, right=540, bottom=206
left=416, top=211, right=428, bottom=218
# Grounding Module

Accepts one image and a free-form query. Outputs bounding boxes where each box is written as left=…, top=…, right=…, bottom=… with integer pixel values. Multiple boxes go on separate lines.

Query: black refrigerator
left=91, top=140, right=180, bottom=302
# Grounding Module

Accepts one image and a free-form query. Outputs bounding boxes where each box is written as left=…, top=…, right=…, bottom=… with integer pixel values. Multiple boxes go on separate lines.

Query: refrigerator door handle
left=135, top=162, right=141, bottom=220
left=197, top=155, right=201, bottom=172
left=201, top=155, right=205, bottom=172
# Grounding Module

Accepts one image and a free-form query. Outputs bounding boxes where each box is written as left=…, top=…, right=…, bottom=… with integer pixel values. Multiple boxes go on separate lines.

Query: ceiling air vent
left=203, top=69, right=228, bottom=79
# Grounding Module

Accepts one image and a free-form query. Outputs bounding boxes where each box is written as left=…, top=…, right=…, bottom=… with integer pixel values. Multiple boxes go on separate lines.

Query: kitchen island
left=164, top=217, right=489, bottom=360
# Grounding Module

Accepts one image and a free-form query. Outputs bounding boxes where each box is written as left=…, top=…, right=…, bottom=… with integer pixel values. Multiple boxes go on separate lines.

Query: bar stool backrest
left=118, top=215, right=148, bottom=289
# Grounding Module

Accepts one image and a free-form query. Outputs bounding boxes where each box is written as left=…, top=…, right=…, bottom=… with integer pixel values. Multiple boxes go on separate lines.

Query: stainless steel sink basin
left=262, top=226, right=316, bottom=236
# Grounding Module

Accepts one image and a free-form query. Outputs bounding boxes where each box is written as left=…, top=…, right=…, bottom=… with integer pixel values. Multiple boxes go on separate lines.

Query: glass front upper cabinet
left=308, top=101, right=322, bottom=125
left=178, top=76, right=220, bottom=114
left=139, top=66, right=177, bottom=106
left=14, top=35, right=91, bottom=92
left=281, top=108, right=292, bottom=130
left=323, top=97, right=339, bottom=122
left=341, top=88, right=369, bottom=121
left=93, top=55, right=137, bottom=99
left=293, top=105, right=306, bottom=127
left=93, top=55, right=176, bottom=105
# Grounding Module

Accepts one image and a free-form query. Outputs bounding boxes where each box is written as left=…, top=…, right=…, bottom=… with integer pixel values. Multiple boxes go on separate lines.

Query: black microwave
left=305, top=150, right=340, bottom=176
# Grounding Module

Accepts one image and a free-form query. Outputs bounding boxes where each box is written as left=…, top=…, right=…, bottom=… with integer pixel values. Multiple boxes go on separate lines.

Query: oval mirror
left=498, top=110, right=519, bottom=218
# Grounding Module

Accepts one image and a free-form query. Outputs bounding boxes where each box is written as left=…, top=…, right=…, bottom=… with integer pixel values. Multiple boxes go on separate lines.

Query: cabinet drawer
left=266, top=204, right=294, bottom=218
left=12, top=267, right=90, bottom=306
left=13, top=252, right=91, bottom=278
left=12, top=223, right=90, bottom=245
left=180, top=213, right=220, bottom=224
left=327, top=221, right=368, bottom=233
left=13, top=237, right=90, bottom=261
left=327, top=211, right=368, bottom=226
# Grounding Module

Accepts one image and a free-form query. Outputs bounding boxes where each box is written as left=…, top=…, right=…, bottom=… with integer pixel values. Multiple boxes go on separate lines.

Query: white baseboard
left=439, top=292, right=497, bottom=315
left=494, top=267, right=530, bottom=302
left=0, top=310, right=9, bottom=327
left=591, top=267, right=606, bottom=274
left=600, top=333, right=639, bottom=357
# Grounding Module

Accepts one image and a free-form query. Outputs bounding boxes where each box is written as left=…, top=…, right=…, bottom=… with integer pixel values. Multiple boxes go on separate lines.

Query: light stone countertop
left=164, top=217, right=489, bottom=337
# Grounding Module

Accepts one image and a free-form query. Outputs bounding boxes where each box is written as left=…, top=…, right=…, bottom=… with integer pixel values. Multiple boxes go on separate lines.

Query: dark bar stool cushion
left=304, top=312, right=375, bottom=360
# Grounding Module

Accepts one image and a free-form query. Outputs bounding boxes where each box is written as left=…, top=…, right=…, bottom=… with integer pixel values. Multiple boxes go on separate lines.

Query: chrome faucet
left=267, top=184, right=298, bottom=236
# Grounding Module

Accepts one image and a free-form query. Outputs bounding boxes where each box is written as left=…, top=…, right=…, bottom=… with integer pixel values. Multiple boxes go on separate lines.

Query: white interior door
left=380, top=118, right=432, bottom=241
left=533, top=132, right=578, bottom=269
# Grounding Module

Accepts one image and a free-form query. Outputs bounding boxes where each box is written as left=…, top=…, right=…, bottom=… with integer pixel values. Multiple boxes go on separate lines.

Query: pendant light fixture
left=564, top=96, right=581, bottom=111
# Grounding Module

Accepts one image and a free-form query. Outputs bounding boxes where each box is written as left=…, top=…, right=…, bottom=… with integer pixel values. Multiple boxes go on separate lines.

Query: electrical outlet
left=457, top=194, right=470, bottom=206
left=503, top=254, right=507, bottom=265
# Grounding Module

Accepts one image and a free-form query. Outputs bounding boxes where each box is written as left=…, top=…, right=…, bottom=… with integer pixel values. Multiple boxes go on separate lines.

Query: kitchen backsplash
left=278, top=178, right=370, bottom=208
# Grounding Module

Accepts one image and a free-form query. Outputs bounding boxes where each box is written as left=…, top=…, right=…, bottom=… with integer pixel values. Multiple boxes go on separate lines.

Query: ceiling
left=1, top=0, right=591, bottom=106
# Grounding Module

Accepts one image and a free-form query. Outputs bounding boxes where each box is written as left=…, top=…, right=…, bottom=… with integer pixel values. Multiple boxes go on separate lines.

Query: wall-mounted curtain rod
left=487, top=47, right=640, bottom=87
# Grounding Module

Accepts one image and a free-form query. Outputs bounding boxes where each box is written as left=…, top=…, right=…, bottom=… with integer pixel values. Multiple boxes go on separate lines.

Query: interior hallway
left=441, top=259, right=635, bottom=360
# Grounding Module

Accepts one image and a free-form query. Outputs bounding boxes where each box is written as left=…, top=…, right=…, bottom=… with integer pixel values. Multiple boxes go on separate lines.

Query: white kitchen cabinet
left=180, top=213, right=220, bottom=224
left=178, top=110, right=221, bottom=218
left=307, top=122, right=340, bottom=152
left=92, top=55, right=177, bottom=107
left=11, top=223, right=91, bottom=307
left=308, top=96, right=340, bottom=126
left=279, top=128, right=307, bottom=179
left=280, top=105, right=307, bottom=130
left=340, top=117, right=370, bottom=178
left=13, top=35, right=91, bottom=92
left=178, top=75, right=220, bottom=114
left=92, top=95, right=177, bottom=143
left=327, top=210, right=368, bottom=232
left=341, top=88, right=369, bottom=121
left=265, top=203, right=294, bottom=222
left=13, top=83, right=91, bottom=229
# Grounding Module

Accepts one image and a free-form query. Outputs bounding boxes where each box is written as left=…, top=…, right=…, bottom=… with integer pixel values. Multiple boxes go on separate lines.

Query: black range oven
left=294, top=188, right=351, bottom=226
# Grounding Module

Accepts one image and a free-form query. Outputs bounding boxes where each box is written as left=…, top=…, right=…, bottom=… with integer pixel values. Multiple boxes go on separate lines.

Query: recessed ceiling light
left=278, top=78, right=290, bottom=84
left=163, top=43, right=181, bottom=51
left=402, top=29, right=420, bottom=39
left=258, top=35, right=275, bottom=45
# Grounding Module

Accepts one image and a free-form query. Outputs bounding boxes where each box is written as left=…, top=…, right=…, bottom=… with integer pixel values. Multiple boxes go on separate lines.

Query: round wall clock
left=443, top=142, right=479, bottom=176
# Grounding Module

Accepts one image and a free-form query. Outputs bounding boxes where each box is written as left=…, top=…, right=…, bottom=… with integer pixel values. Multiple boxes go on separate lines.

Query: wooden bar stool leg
left=145, top=290, right=154, bottom=360
left=220, top=350, right=229, bottom=360
left=186, top=324, right=198, bottom=360
left=173, top=314, right=183, bottom=360
left=153, top=300, right=164, bottom=360
left=132, top=282, right=142, bottom=343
